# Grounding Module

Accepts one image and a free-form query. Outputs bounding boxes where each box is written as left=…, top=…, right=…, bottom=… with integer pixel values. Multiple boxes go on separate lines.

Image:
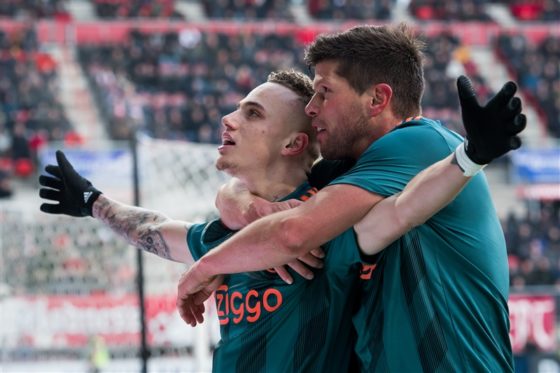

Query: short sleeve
left=186, top=222, right=210, bottom=261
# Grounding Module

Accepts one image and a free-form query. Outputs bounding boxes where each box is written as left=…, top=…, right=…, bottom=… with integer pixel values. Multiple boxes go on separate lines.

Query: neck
left=236, top=162, right=308, bottom=202
left=354, top=112, right=408, bottom=159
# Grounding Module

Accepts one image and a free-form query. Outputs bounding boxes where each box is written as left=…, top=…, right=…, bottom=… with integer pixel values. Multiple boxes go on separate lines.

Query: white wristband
left=454, top=143, right=487, bottom=177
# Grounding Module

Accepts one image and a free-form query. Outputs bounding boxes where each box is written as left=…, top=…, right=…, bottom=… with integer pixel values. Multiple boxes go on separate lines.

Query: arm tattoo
left=138, top=229, right=171, bottom=259
left=94, top=197, right=172, bottom=259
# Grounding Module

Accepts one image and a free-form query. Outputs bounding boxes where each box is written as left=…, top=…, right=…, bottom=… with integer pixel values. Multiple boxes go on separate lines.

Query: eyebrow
left=239, top=100, right=266, bottom=113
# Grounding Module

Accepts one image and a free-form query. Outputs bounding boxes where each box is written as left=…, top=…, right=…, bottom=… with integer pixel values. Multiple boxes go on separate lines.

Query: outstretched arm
left=39, top=150, right=194, bottom=264
left=93, top=195, right=194, bottom=263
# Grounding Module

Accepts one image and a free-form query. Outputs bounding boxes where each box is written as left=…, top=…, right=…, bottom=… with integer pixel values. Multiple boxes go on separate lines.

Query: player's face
left=305, top=60, right=372, bottom=160
left=216, top=82, right=301, bottom=175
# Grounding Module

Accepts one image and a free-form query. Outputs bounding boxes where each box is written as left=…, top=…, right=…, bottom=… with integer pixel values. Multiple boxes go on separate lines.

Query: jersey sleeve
left=186, top=222, right=209, bottom=261
left=329, top=121, right=460, bottom=196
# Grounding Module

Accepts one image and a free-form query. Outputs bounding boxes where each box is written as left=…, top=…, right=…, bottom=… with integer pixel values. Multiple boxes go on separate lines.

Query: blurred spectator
left=11, top=122, right=33, bottom=177
left=92, top=0, right=184, bottom=19
left=203, top=0, right=294, bottom=20
left=421, top=32, right=493, bottom=136
left=0, top=0, right=70, bottom=21
left=409, top=0, right=492, bottom=21
left=496, top=34, right=560, bottom=137
left=0, top=168, right=12, bottom=198
left=505, top=201, right=560, bottom=289
left=78, top=30, right=305, bottom=142
left=0, top=28, right=72, bottom=177
left=78, top=29, right=494, bottom=144
left=509, top=0, right=560, bottom=21
left=309, top=0, right=394, bottom=20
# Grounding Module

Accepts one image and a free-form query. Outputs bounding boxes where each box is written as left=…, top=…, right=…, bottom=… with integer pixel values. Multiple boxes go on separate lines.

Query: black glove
left=307, top=158, right=356, bottom=190
left=39, top=150, right=102, bottom=217
left=457, top=75, right=526, bottom=165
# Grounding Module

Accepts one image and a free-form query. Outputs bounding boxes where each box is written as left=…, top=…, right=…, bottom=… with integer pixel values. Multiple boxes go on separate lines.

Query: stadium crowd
left=78, top=29, right=306, bottom=142
left=496, top=34, right=560, bottom=138
left=409, top=0, right=492, bottom=21
left=0, top=0, right=70, bottom=20
left=92, top=0, right=184, bottom=19
left=506, top=201, right=560, bottom=289
left=0, top=27, right=73, bottom=198
left=76, top=28, right=489, bottom=143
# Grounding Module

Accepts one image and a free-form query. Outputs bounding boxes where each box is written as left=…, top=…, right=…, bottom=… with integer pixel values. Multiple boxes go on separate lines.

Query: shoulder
left=363, top=117, right=462, bottom=164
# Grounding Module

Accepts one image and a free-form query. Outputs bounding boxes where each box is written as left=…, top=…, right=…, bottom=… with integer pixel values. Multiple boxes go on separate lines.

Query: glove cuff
left=455, top=143, right=487, bottom=177
left=83, top=188, right=102, bottom=217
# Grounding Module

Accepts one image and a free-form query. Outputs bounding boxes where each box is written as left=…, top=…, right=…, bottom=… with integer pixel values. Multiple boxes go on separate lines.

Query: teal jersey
left=187, top=182, right=363, bottom=373
left=331, top=118, right=513, bottom=372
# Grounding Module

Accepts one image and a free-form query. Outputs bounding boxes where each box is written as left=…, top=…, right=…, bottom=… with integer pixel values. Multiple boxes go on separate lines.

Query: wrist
left=84, top=189, right=102, bottom=217
left=454, top=143, right=487, bottom=177
left=91, top=193, right=106, bottom=218
left=197, top=254, right=219, bottom=278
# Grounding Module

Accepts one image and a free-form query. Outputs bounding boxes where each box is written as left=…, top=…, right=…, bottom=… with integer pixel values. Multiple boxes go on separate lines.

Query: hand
left=273, top=247, right=325, bottom=284
left=176, top=262, right=224, bottom=327
left=39, top=150, right=102, bottom=217
left=217, top=177, right=303, bottom=230
left=457, top=75, right=526, bottom=165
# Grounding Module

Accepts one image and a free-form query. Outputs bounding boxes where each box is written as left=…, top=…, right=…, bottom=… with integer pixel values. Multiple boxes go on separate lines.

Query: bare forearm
left=356, top=154, right=469, bottom=254
left=199, top=185, right=378, bottom=277
left=93, top=195, right=181, bottom=261
left=198, top=212, right=301, bottom=276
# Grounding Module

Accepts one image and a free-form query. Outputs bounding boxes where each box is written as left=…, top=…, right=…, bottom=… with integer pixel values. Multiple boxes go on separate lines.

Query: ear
left=366, top=83, right=393, bottom=117
left=281, top=133, right=309, bottom=157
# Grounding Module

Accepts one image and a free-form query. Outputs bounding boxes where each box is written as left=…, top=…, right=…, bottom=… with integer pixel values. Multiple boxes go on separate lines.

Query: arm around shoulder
left=355, top=153, right=469, bottom=255
left=197, top=183, right=382, bottom=276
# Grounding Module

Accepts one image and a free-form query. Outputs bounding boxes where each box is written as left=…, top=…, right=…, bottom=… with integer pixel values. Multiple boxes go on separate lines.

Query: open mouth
left=221, top=132, right=236, bottom=146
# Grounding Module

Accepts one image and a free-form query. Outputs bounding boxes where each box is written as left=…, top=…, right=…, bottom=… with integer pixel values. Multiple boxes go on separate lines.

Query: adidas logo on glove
left=83, top=191, right=93, bottom=203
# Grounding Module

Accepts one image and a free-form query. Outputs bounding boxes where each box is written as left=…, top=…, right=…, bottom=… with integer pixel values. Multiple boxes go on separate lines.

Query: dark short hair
left=267, top=69, right=314, bottom=106
left=304, top=23, right=425, bottom=118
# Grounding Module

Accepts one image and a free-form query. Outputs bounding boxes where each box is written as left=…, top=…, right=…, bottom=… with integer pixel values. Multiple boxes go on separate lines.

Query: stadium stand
left=508, top=0, right=560, bottom=22
left=0, top=27, right=73, bottom=185
left=421, top=31, right=493, bottom=136
left=0, top=0, right=71, bottom=20
left=308, top=0, right=394, bottom=20
left=202, top=0, right=294, bottom=20
left=495, top=33, right=560, bottom=138
left=77, top=29, right=306, bottom=142
left=409, top=0, right=493, bottom=21
left=506, top=201, right=560, bottom=288
left=91, top=0, right=185, bottom=19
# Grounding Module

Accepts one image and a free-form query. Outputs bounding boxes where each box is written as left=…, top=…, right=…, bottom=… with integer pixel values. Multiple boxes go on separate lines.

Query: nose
left=221, top=113, right=236, bottom=130
left=305, top=94, right=319, bottom=118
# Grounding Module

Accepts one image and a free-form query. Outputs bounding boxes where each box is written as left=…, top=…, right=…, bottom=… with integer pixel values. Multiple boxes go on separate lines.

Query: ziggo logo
left=215, top=285, right=283, bottom=325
